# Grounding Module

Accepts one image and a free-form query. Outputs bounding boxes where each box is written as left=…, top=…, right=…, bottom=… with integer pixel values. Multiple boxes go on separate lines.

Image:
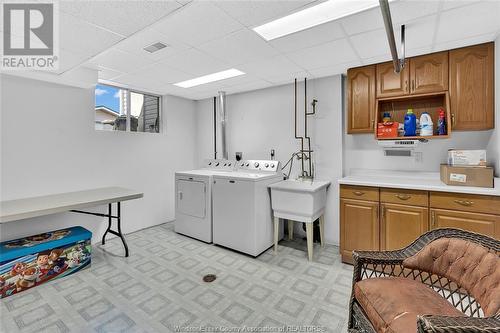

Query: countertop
left=338, top=169, right=500, bottom=196
left=269, top=179, right=331, bottom=193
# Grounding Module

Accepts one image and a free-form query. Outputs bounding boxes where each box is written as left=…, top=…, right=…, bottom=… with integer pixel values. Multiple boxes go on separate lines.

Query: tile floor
left=0, top=222, right=353, bottom=332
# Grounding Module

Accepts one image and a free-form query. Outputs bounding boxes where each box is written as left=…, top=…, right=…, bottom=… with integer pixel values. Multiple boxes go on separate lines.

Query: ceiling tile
left=265, top=70, right=310, bottom=85
left=390, top=0, right=440, bottom=23
left=115, top=28, right=191, bottom=62
left=435, top=1, right=500, bottom=44
left=153, top=2, right=244, bottom=47
left=136, top=62, right=193, bottom=85
left=56, top=49, right=89, bottom=74
left=60, top=13, right=123, bottom=57
left=153, top=48, right=228, bottom=77
left=286, top=38, right=357, bottom=70
left=433, top=32, right=497, bottom=53
left=97, top=67, right=124, bottom=81
left=404, top=15, right=436, bottom=50
left=268, top=20, right=345, bottom=53
left=198, top=28, right=280, bottom=66
left=340, top=7, right=384, bottom=36
left=308, top=61, right=363, bottom=78
left=237, top=55, right=305, bottom=79
left=88, top=49, right=154, bottom=73
left=60, top=0, right=182, bottom=37
left=214, top=0, right=318, bottom=27
left=349, top=29, right=389, bottom=60
left=441, top=0, right=481, bottom=11
left=107, top=73, right=165, bottom=94
left=223, top=80, right=273, bottom=95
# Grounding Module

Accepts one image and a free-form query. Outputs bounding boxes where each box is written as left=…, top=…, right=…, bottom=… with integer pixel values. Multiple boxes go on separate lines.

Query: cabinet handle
left=411, top=80, right=415, bottom=92
left=451, top=113, right=456, bottom=127
left=404, top=80, right=408, bottom=92
left=395, top=194, right=411, bottom=200
left=353, top=191, right=365, bottom=196
left=382, top=206, right=386, bottom=220
left=454, top=199, right=474, bottom=206
left=431, top=211, right=436, bottom=228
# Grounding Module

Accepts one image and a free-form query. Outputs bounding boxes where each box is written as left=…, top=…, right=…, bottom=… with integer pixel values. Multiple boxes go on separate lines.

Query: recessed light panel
left=253, top=0, right=393, bottom=41
left=174, top=69, right=245, bottom=88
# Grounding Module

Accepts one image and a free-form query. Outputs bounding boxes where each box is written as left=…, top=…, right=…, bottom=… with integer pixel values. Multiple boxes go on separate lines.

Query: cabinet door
left=381, top=203, right=428, bottom=251
left=340, top=198, right=379, bottom=264
left=431, top=209, right=499, bottom=239
left=410, top=52, right=448, bottom=94
left=376, top=61, right=409, bottom=98
left=347, top=65, right=376, bottom=133
left=449, top=43, right=494, bottom=130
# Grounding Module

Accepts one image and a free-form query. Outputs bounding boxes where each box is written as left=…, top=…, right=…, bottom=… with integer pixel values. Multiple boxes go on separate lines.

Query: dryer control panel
left=236, top=160, right=280, bottom=172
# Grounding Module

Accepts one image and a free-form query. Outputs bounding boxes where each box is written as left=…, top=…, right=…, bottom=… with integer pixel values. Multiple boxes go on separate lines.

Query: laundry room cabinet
left=346, top=42, right=494, bottom=135
left=340, top=185, right=500, bottom=264
left=347, top=65, right=376, bottom=133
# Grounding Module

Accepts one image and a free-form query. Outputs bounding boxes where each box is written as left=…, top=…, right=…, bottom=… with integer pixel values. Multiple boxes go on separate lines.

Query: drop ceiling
left=9, top=0, right=500, bottom=100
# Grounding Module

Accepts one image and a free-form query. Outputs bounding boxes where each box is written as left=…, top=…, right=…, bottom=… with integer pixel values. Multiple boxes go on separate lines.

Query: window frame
left=95, top=82, right=162, bottom=134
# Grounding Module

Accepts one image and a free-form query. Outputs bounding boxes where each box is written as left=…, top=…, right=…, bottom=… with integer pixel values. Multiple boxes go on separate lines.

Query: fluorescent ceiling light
left=254, top=0, right=393, bottom=41
left=174, top=69, right=245, bottom=88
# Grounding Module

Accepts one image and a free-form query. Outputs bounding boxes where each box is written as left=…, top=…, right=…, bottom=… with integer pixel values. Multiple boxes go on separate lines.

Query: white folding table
left=0, top=187, right=144, bottom=257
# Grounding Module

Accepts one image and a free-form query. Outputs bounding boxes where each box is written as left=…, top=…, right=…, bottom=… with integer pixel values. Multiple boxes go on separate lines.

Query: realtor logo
left=2, top=2, right=59, bottom=70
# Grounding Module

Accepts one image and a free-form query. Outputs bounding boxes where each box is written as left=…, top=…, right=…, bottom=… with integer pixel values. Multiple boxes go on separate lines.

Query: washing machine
left=175, top=160, right=235, bottom=242
left=212, top=160, right=283, bottom=256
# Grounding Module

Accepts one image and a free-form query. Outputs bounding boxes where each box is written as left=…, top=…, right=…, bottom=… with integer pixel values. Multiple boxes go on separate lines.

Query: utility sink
left=269, top=179, right=330, bottom=222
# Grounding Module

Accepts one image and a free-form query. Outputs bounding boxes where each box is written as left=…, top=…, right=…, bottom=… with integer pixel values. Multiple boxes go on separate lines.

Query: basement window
left=94, top=83, right=161, bottom=133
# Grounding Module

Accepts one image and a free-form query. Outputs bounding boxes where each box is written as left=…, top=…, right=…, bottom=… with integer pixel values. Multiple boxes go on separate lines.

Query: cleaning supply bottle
left=437, top=108, right=447, bottom=135
left=404, top=108, right=417, bottom=136
left=419, top=112, right=433, bottom=136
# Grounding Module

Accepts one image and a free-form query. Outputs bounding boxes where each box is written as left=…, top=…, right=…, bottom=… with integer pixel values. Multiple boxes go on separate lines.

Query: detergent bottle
left=419, top=112, right=433, bottom=136
left=404, top=108, right=417, bottom=136
left=437, top=108, right=447, bottom=135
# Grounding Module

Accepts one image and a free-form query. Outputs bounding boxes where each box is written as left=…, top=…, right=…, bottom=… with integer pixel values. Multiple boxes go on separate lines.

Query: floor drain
left=203, top=274, right=216, bottom=283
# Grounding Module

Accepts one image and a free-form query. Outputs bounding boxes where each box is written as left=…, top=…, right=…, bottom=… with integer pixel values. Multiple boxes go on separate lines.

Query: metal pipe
left=379, top=0, right=401, bottom=73
left=294, top=79, right=305, bottom=174
left=218, top=91, right=228, bottom=160
left=304, top=78, right=312, bottom=177
left=213, top=97, right=217, bottom=159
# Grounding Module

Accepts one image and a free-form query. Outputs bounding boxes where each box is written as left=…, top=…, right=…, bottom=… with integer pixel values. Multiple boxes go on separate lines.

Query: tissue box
left=440, top=164, right=493, bottom=188
left=448, top=149, right=487, bottom=166
left=0, top=227, right=91, bottom=299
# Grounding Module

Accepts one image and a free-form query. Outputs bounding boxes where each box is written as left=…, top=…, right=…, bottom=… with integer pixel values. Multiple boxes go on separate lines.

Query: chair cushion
left=354, top=277, right=465, bottom=333
left=402, top=238, right=500, bottom=316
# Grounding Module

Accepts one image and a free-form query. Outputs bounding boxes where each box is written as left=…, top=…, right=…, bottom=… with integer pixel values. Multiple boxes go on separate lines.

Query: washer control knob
left=228, top=163, right=231, bottom=166
left=246, top=163, right=249, bottom=167
left=271, top=164, right=275, bottom=168
left=208, top=162, right=212, bottom=165
left=254, top=162, right=259, bottom=168
left=265, top=163, right=269, bottom=168
left=215, top=162, right=219, bottom=166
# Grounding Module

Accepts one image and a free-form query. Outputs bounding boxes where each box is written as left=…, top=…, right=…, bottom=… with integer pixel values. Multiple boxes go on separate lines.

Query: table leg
left=273, top=217, right=280, bottom=253
left=306, top=223, right=313, bottom=261
left=287, top=220, right=294, bottom=240
left=319, top=215, right=325, bottom=247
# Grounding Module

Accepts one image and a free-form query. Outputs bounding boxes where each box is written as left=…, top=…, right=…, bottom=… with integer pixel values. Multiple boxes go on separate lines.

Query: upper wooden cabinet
left=347, top=65, right=376, bottom=133
left=376, top=60, right=409, bottom=98
left=410, top=52, right=449, bottom=94
left=449, top=43, right=494, bottom=130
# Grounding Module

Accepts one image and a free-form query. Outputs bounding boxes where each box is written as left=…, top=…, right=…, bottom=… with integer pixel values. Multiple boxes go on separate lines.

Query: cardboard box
left=377, top=122, right=399, bottom=138
left=448, top=149, right=487, bottom=166
left=440, top=164, right=493, bottom=188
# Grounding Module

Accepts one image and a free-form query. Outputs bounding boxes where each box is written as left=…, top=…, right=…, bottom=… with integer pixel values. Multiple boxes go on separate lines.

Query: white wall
left=0, top=74, right=197, bottom=244
left=196, top=76, right=343, bottom=244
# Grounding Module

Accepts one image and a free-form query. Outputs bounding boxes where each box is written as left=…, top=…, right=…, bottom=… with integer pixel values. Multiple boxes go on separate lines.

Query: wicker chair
left=348, top=228, right=500, bottom=333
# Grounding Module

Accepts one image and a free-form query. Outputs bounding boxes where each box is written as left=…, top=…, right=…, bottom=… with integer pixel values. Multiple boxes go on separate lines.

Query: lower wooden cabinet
left=431, top=208, right=500, bottom=239
left=381, top=203, right=428, bottom=251
left=340, top=185, right=500, bottom=264
left=340, top=198, right=379, bottom=264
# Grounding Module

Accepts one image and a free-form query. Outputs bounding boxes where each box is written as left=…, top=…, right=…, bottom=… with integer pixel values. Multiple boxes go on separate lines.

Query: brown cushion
left=354, top=277, right=465, bottom=333
left=403, top=238, right=500, bottom=316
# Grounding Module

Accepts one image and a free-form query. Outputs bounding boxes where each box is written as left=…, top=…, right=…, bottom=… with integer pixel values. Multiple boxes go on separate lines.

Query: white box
left=448, top=150, right=487, bottom=166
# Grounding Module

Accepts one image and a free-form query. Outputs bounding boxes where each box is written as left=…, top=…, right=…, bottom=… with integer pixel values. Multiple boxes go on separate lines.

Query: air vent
left=143, top=42, right=168, bottom=53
